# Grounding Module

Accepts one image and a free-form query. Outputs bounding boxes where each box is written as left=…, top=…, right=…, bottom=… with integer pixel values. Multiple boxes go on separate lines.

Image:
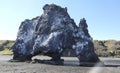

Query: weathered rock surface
left=12, top=4, right=100, bottom=64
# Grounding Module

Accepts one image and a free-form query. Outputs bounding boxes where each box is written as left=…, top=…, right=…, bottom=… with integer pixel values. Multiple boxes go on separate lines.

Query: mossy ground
left=0, top=40, right=14, bottom=55
left=0, top=49, right=13, bottom=55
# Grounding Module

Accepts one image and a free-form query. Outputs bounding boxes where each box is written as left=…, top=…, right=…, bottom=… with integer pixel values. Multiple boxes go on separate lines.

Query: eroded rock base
left=32, top=59, right=64, bottom=65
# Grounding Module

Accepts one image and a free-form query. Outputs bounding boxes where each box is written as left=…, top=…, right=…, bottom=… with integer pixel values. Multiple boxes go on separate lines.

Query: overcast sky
left=0, top=0, right=120, bottom=40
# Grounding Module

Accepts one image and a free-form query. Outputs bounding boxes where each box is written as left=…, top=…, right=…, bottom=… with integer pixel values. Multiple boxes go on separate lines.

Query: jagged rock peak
left=42, top=4, right=71, bottom=22
left=43, top=4, right=67, bottom=14
left=78, top=18, right=91, bottom=38
left=79, top=18, right=88, bottom=28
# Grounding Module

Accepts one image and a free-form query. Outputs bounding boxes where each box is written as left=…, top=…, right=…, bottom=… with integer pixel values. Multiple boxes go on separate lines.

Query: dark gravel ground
left=0, top=55, right=120, bottom=73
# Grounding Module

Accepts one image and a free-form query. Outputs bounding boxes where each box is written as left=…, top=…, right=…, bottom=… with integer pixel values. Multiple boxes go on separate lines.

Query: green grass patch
left=0, top=40, right=14, bottom=55
left=0, top=49, right=13, bottom=55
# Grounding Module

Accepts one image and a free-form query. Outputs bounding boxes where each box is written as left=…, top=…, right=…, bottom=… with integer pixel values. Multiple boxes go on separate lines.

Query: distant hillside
left=94, top=40, right=120, bottom=57
left=0, top=40, right=14, bottom=55
left=0, top=40, right=120, bottom=57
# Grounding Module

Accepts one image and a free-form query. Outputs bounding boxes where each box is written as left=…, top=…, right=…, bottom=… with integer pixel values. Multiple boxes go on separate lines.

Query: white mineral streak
left=73, top=41, right=88, bottom=56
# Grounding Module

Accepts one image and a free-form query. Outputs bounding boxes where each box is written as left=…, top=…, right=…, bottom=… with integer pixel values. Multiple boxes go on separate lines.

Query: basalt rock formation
left=11, top=4, right=100, bottom=64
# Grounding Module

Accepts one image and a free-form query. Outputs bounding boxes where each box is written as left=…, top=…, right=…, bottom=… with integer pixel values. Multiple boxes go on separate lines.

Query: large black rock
left=12, top=4, right=100, bottom=64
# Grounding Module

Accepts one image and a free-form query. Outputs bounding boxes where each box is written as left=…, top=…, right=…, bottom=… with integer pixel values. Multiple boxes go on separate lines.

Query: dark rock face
left=12, top=17, right=40, bottom=61
left=12, top=4, right=99, bottom=63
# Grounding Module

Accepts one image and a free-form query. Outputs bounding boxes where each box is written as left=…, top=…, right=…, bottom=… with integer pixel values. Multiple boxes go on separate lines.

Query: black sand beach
left=0, top=55, right=120, bottom=73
